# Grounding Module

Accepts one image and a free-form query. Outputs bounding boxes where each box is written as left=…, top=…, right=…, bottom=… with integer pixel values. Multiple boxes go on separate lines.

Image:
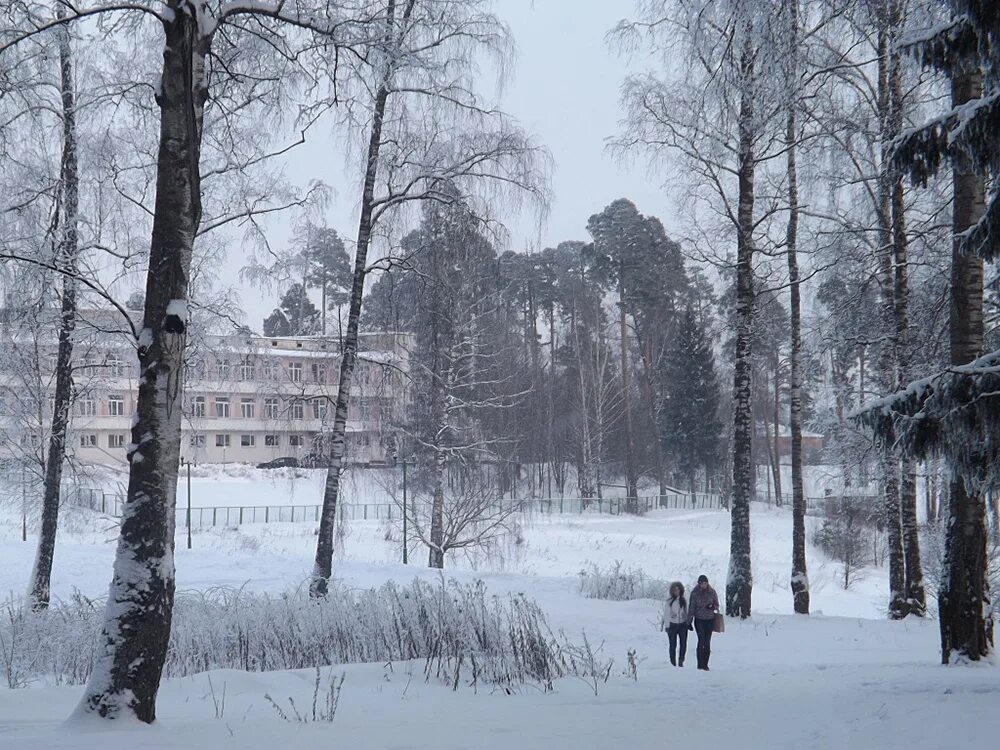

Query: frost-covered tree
left=864, top=0, right=999, bottom=663
left=309, top=0, right=547, bottom=597
left=613, top=0, right=792, bottom=618
left=2, top=0, right=374, bottom=723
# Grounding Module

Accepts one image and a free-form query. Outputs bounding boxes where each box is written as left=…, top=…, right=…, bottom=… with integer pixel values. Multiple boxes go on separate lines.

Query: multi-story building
left=0, top=308, right=411, bottom=467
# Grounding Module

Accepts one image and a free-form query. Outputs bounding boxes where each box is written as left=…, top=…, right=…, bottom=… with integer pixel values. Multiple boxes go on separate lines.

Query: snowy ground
left=0, top=467, right=997, bottom=749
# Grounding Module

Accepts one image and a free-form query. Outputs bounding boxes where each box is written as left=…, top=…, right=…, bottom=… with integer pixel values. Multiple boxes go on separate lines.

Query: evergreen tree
left=885, top=0, right=998, bottom=662
left=262, top=283, right=320, bottom=336
left=659, top=307, right=722, bottom=493
left=303, top=226, right=351, bottom=336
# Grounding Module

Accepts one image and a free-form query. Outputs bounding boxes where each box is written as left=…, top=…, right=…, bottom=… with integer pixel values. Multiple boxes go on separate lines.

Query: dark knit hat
left=697, top=575, right=709, bottom=583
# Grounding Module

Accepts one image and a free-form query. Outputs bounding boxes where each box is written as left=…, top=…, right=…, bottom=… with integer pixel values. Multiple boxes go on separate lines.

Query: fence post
left=265, top=506, right=269, bottom=524
left=212, top=507, right=217, bottom=527
left=239, top=507, right=244, bottom=525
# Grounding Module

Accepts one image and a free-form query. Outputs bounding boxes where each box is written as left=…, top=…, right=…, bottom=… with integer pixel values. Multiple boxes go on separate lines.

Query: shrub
left=0, top=578, right=570, bottom=692
left=813, top=497, right=878, bottom=589
left=578, top=562, right=670, bottom=602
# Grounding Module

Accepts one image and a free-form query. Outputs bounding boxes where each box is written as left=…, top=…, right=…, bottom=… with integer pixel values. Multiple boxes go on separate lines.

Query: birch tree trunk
left=79, top=7, right=206, bottom=721
left=887, top=0, right=925, bottom=618
left=940, top=67, right=991, bottom=664
left=876, top=13, right=907, bottom=621
left=30, top=15, right=79, bottom=611
left=786, top=0, right=809, bottom=613
left=726, top=37, right=755, bottom=620
left=309, top=85, right=389, bottom=597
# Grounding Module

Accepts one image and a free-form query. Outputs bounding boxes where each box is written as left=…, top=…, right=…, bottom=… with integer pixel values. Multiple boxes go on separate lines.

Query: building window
left=313, top=398, right=328, bottom=420
left=262, top=362, right=277, bottom=381
left=265, top=434, right=279, bottom=447
left=289, top=434, right=303, bottom=448
left=80, top=434, right=97, bottom=448
left=215, top=434, right=231, bottom=448
left=239, top=361, right=255, bottom=381
left=241, top=399, right=255, bottom=418
left=190, top=434, right=206, bottom=447
left=240, top=434, right=255, bottom=447
left=109, top=358, right=126, bottom=378
left=218, top=360, right=231, bottom=380
left=215, top=397, right=230, bottom=418
left=108, top=395, right=125, bottom=416
left=188, top=356, right=206, bottom=380
left=192, top=395, right=206, bottom=417
left=311, top=363, right=326, bottom=384
left=264, top=398, right=279, bottom=419
left=291, top=400, right=304, bottom=420
left=77, top=398, right=96, bottom=417
left=288, top=361, right=302, bottom=383
left=108, top=434, right=125, bottom=448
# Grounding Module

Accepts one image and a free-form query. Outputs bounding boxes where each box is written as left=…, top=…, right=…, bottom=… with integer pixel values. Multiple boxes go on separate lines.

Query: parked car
left=256, top=457, right=299, bottom=469
left=301, top=452, right=330, bottom=468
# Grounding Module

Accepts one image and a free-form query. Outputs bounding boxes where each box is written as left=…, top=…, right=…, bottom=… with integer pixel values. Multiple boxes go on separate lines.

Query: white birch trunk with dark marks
left=876, top=12, right=907, bottom=621
left=309, top=88, right=388, bottom=597
left=726, top=36, right=755, bottom=620
left=78, top=4, right=206, bottom=721
left=785, top=0, right=808, bottom=615
left=30, top=16, right=79, bottom=611
left=886, top=1, right=926, bottom=617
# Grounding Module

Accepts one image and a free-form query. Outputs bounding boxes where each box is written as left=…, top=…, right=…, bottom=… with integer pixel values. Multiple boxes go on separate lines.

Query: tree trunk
left=770, top=363, right=782, bottom=504
left=78, top=10, right=206, bottom=722
left=925, top=460, right=937, bottom=523
left=883, top=455, right=908, bottom=619
left=726, top=35, right=755, bottom=620
left=940, top=67, right=991, bottom=664
left=618, top=272, right=638, bottom=508
left=309, top=85, right=389, bottom=597
left=429, top=448, right=446, bottom=569
left=900, top=459, right=925, bottom=615
left=886, top=0, right=925, bottom=618
left=785, top=0, right=809, bottom=613
left=30, top=17, right=79, bottom=611
left=876, top=13, right=907, bottom=621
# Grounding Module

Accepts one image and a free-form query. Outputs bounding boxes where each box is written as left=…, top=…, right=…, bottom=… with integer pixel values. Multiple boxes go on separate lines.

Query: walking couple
left=665, top=574, right=720, bottom=671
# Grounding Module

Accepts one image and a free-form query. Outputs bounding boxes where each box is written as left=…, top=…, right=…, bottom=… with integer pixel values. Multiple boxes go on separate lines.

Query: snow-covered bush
left=578, top=562, right=670, bottom=602
left=813, top=497, right=878, bottom=589
left=0, top=578, right=571, bottom=691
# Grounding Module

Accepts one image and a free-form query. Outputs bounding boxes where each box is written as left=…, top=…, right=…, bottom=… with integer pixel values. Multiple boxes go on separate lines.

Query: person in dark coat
left=665, top=581, right=690, bottom=667
left=688, top=574, right=720, bottom=671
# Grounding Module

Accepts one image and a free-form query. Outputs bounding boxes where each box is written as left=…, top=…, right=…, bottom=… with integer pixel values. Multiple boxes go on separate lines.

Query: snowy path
left=1, top=492, right=996, bottom=748
left=1, top=611, right=996, bottom=749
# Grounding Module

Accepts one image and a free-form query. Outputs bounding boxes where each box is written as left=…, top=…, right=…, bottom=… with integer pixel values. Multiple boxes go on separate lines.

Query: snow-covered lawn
left=0, top=467, right=997, bottom=749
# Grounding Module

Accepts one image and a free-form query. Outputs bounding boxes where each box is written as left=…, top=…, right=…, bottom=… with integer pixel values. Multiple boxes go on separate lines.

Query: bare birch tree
left=309, top=0, right=547, bottom=596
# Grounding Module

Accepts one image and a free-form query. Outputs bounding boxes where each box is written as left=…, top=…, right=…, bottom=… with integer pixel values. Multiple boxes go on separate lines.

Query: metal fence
left=527, top=493, right=725, bottom=515
left=64, top=485, right=728, bottom=529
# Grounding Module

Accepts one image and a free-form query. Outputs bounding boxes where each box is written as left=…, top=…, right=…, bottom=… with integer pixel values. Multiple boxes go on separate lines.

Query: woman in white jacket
left=665, top=581, right=691, bottom=667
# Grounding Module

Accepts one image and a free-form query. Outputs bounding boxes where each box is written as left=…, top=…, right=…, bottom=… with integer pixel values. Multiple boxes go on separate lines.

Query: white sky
left=227, top=0, right=677, bottom=331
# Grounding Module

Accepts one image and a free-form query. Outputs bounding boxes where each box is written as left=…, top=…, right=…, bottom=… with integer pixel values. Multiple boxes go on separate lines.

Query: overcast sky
left=230, top=0, right=675, bottom=331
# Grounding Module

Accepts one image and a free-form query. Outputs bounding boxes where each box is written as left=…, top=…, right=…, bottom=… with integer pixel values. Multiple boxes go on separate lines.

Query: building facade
left=0, top=308, right=410, bottom=467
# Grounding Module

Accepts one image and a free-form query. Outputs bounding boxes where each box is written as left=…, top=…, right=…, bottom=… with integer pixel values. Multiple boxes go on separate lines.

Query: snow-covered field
left=0, top=466, right=997, bottom=749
